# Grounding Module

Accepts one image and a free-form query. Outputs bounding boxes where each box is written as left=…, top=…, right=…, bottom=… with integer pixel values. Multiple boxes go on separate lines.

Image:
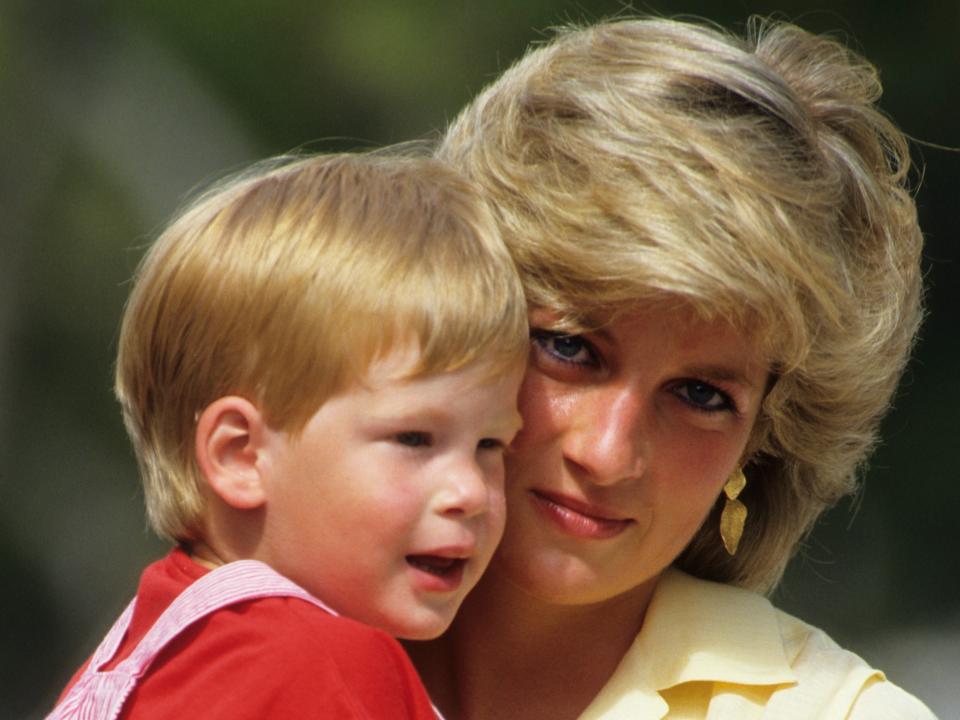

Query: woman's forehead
left=533, top=294, right=763, bottom=333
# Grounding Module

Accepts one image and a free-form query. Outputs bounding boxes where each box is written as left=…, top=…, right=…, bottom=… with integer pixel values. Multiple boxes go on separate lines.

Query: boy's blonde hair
left=116, top=151, right=528, bottom=543
left=437, top=17, right=923, bottom=592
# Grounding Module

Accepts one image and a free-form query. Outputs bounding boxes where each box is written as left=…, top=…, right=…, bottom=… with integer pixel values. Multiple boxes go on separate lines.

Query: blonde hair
left=116, top=151, right=528, bottom=542
left=438, top=17, right=923, bottom=593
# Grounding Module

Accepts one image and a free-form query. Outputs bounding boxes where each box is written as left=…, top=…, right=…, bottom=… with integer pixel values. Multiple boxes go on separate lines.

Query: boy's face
left=256, top=346, right=524, bottom=639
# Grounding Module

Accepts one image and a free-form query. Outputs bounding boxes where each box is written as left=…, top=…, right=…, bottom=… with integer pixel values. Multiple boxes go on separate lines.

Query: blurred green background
left=2, top=1, right=957, bottom=717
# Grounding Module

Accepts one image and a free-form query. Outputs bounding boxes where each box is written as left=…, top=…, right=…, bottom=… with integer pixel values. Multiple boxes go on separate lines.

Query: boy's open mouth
left=405, top=555, right=466, bottom=577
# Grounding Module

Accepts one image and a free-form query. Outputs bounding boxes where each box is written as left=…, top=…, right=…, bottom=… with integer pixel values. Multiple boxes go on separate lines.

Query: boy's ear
left=195, top=396, right=269, bottom=510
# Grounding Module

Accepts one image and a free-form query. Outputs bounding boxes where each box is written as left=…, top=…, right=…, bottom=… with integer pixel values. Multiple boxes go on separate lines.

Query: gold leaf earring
left=720, top=468, right=747, bottom=555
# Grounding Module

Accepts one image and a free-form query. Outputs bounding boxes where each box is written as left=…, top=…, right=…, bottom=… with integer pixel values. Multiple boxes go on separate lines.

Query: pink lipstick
left=530, top=490, right=634, bottom=539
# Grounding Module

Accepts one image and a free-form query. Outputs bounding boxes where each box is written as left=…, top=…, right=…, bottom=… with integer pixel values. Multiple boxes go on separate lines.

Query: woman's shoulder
left=846, top=677, right=939, bottom=720
left=642, top=570, right=937, bottom=718
left=770, top=605, right=937, bottom=719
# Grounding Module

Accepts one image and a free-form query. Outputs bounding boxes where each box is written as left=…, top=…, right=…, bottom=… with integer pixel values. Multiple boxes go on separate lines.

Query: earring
left=720, top=468, right=747, bottom=555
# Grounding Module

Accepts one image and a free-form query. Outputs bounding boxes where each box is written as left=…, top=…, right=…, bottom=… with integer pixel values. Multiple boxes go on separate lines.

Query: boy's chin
left=387, top=606, right=459, bottom=641
left=393, top=620, right=453, bottom=642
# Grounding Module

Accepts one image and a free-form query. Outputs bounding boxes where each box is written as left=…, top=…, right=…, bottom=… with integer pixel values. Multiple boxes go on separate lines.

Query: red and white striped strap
left=46, top=560, right=335, bottom=720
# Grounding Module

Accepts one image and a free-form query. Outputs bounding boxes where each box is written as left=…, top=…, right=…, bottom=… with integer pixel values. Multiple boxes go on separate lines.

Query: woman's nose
left=564, top=386, right=648, bottom=485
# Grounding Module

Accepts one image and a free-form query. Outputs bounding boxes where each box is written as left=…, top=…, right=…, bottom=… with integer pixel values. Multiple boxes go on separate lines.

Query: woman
left=406, top=17, right=935, bottom=719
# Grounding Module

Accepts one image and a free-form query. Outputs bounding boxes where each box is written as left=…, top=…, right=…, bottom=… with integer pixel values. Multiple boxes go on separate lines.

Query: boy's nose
left=437, top=459, right=491, bottom=519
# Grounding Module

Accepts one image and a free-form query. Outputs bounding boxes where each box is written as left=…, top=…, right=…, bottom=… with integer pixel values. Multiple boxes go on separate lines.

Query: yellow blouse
left=578, top=570, right=936, bottom=719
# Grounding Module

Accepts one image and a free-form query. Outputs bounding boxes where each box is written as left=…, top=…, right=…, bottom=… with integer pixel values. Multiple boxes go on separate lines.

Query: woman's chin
left=487, top=543, right=626, bottom=606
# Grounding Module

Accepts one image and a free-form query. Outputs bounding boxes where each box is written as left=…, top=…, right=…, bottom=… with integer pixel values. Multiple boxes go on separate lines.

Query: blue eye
left=674, top=381, right=732, bottom=412
left=552, top=336, right=584, bottom=358
left=532, top=330, right=595, bottom=366
left=395, top=432, right=431, bottom=447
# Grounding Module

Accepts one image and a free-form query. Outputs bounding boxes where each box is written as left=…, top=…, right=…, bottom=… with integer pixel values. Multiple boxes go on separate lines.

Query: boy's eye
left=477, top=438, right=505, bottom=451
left=395, top=431, right=432, bottom=447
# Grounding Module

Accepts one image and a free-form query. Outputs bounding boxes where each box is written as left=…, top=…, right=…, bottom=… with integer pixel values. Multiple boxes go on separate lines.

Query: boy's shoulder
left=141, top=548, right=410, bottom=660
left=128, top=595, right=435, bottom=718
left=109, top=552, right=437, bottom=719
left=206, top=592, right=410, bottom=668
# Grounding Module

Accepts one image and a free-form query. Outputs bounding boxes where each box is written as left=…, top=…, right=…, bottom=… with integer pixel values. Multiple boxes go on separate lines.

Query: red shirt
left=58, top=549, right=438, bottom=719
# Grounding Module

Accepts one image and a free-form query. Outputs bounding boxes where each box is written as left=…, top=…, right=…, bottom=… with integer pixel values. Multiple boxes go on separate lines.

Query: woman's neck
left=408, top=568, right=658, bottom=720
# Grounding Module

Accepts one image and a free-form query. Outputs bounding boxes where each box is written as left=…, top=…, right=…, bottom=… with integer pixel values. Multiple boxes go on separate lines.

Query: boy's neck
left=406, top=567, right=656, bottom=720
left=184, top=539, right=228, bottom=570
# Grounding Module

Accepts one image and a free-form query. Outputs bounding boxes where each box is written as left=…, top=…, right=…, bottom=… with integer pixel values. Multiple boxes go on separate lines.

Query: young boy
left=47, top=152, right=529, bottom=719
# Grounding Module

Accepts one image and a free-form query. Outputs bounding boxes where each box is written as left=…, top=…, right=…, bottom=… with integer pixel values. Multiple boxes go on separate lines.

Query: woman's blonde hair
left=116, top=151, right=528, bottom=543
left=437, top=17, right=923, bottom=593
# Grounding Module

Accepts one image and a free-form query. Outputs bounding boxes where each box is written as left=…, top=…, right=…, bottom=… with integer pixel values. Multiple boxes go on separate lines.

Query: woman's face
left=493, top=304, right=768, bottom=605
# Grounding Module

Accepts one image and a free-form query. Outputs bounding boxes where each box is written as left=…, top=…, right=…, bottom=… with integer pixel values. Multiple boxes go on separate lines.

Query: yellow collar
left=580, top=569, right=796, bottom=720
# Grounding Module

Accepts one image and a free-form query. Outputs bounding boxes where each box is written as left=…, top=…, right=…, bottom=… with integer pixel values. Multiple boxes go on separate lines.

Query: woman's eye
left=674, top=381, right=732, bottom=412
left=532, top=330, right=595, bottom=366
left=395, top=431, right=432, bottom=447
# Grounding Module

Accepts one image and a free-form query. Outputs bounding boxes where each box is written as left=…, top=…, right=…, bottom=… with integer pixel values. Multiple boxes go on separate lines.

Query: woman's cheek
left=515, top=372, right=580, bottom=445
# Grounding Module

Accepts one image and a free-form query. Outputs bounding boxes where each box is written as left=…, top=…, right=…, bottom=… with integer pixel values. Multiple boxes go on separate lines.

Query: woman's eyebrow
left=589, top=327, right=614, bottom=343
left=684, top=364, right=762, bottom=390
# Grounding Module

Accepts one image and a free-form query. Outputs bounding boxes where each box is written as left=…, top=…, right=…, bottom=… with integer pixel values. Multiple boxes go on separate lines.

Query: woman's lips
left=530, top=489, right=634, bottom=539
